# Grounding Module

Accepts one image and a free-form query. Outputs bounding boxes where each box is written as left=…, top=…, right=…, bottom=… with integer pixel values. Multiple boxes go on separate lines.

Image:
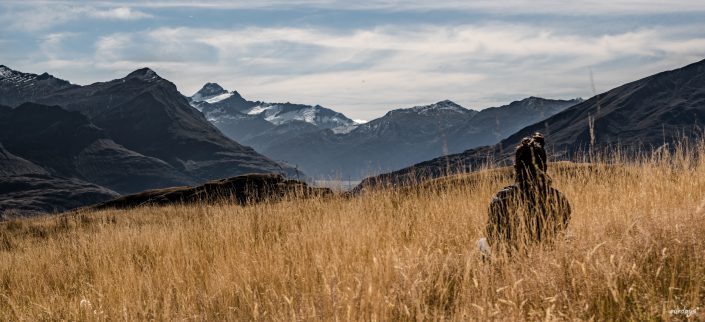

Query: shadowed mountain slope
left=29, top=69, right=294, bottom=181
left=0, top=103, right=194, bottom=194
left=0, top=174, right=120, bottom=217
left=0, top=67, right=300, bottom=216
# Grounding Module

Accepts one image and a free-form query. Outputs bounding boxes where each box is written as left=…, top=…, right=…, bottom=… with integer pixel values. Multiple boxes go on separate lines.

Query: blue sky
left=1, top=1, right=705, bottom=121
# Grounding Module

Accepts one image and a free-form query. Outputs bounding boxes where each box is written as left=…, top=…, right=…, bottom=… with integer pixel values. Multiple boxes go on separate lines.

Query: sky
left=1, top=1, right=705, bottom=121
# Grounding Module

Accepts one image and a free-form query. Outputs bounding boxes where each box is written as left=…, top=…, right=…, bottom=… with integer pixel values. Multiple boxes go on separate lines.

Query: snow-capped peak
left=411, top=100, right=467, bottom=114
left=0, top=65, right=13, bottom=78
left=0, top=66, right=72, bottom=91
left=0, top=66, right=39, bottom=84
left=191, top=82, right=231, bottom=102
left=243, top=103, right=355, bottom=129
left=200, top=82, right=224, bottom=93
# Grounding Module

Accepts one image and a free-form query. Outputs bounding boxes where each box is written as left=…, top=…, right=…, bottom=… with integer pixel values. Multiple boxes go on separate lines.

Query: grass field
left=1, top=148, right=705, bottom=320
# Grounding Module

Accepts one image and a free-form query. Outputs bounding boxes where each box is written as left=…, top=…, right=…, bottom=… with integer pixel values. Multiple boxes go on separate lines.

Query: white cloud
left=0, top=4, right=152, bottom=31
left=95, top=30, right=217, bottom=64
left=88, top=6, right=153, bottom=20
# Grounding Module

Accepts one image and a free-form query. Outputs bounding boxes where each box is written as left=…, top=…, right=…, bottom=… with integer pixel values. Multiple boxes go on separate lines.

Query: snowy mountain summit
left=0, top=65, right=13, bottom=78
left=409, top=99, right=469, bottom=115
left=188, top=83, right=358, bottom=133
left=191, top=82, right=232, bottom=103
left=0, top=65, right=76, bottom=106
left=244, top=102, right=357, bottom=130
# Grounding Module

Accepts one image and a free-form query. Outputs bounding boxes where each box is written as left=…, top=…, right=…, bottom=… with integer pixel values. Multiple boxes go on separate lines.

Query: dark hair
left=531, top=132, right=545, bottom=148
left=514, top=132, right=548, bottom=188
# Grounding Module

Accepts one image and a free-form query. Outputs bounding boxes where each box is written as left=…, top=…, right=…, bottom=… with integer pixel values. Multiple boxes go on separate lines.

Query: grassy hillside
left=1, top=148, right=705, bottom=320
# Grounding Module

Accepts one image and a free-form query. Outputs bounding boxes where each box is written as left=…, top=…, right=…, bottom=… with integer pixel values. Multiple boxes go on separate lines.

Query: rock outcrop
left=86, top=173, right=332, bottom=211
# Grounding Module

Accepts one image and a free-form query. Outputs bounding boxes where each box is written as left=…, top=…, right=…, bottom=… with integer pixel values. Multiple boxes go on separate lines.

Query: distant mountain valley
left=188, top=82, right=580, bottom=179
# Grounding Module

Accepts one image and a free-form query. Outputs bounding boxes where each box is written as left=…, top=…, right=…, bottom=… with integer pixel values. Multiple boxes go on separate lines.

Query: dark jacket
left=486, top=134, right=571, bottom=248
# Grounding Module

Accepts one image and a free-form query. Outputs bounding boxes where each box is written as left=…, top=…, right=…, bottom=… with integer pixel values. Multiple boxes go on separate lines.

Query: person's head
left=514, top=132, right=548, bottom=187
left=531, top=132, right=545, bottom=148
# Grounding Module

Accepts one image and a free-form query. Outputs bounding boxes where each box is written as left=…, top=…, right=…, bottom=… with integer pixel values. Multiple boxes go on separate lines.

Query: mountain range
left=188, top=83, right=580, bottom=179
left=357, top=58, right=705, bottom=189
left=4, top=57, right=702, bottom=215
left=0, top=66, right=297, bottom=215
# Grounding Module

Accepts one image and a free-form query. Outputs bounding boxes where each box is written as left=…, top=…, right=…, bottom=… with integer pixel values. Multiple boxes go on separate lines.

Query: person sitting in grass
left=478, top=132, right=571, bottom=257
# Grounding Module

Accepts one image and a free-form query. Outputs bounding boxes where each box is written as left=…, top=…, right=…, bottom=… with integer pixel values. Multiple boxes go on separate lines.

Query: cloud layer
left=85, top=24, right=705, bottom=119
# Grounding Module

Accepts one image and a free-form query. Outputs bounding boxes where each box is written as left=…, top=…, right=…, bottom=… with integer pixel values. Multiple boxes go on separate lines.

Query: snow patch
left=266, top=108, right=311, bottom=125
left=246, top=104, right=320, bottom=125
left=204, top=92, right=233, bottom=104
left=410, top=100, right=467, bottom=115
left=332, top=124, right=359, bottom=134
left=144, top=69, right=157, bottom=79
left=246, top=104, right=272, bottom=116
left=209, top=102, right=356, bottom=129
left=206, top=113, right=241, bottom=124
left=0, top=66, right=13, bottom=78
left=189, top=101, right=204, bottom=112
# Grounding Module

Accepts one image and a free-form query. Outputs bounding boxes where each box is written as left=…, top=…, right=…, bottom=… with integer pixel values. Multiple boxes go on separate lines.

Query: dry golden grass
left=2, top=148, right=705, bottom=321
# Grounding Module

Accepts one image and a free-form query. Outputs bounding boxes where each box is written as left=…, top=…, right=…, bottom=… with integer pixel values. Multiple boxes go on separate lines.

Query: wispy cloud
left=89, top=6, right=153, bottom=20
left=0, top=3, right=152, bottom=31
left=38, top=32, right=79, bottom=60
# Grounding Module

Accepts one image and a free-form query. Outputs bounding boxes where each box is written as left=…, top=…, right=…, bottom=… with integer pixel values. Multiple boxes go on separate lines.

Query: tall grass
left=1, top=146, right=705, bottom=321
